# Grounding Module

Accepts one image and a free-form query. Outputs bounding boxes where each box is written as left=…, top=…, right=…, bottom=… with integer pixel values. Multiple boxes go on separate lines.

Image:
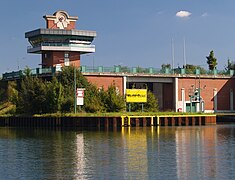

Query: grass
left=32, top=111, right=214, bottom=117
left=0, top=101, right=214, bottom=117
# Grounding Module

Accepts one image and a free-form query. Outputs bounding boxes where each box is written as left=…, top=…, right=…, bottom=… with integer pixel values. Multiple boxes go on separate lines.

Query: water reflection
left=175, top=127, right=217, bottom=179
left=0, top=125, right=235, bottom=179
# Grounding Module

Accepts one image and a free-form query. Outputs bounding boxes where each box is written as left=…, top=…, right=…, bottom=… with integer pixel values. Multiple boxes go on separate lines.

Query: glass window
left=64, top=52, right=69, bottom=58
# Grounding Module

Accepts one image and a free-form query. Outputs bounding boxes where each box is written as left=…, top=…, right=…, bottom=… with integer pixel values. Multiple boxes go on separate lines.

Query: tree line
left=162, top=50, right=235, bottom=72
left=7, top=66, right=158, bottom=115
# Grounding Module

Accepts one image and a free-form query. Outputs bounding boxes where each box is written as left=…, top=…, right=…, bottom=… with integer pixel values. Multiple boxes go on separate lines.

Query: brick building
left=22, top=10, right=235, bottom=113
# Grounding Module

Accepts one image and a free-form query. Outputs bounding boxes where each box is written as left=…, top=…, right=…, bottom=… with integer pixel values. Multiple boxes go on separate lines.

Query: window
left=64, top=52, right=69, bottom=58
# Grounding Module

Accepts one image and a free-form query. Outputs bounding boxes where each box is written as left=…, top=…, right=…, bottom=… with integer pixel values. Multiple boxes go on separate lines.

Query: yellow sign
left=126, top=89, right=147, bottom=103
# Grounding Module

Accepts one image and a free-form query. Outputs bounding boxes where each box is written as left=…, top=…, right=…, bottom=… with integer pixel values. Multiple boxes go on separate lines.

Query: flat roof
left=25, top=28, right=97, bottom=38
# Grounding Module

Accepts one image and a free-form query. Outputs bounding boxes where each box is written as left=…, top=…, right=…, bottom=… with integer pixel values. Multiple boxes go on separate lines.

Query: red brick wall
left=85, top=75, right=124, bottom=95
left=178, top=77, right=235, bottom=111
left=46, top=20, right=76, bottom=29
left=83, top=75, right=235, bottom=112
left=42, top=51, right=80, bottom=68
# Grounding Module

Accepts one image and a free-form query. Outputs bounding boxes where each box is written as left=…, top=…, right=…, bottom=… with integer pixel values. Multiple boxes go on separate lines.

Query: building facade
left=84, top=72, right=235, bottom=113
left=21, top=10, right=235, bottom=113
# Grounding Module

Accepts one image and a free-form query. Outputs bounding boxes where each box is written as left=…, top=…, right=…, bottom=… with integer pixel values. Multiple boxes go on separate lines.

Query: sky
left=1, top=0, right=235, bottom=74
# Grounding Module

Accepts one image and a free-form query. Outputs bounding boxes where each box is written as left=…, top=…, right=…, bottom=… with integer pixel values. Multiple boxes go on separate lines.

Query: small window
left=64, top=52, right=69, bottom=58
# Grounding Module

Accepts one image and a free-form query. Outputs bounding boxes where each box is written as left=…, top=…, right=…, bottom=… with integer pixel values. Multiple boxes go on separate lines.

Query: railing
left=27, top=43, right=95, bottom=49
left=2, top=67, right=56, bottom=80
left=2, top=66, right=235, bottom=80
left=80, top=66, right=235, bottom=76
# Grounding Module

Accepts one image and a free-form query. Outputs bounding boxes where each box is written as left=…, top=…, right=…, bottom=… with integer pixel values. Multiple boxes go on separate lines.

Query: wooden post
left=113, top=117, right=117, bottom=129
left=171, top=117, right=175, bottom=126
left=156, top=116, right=160, bottom=126
left=97, top=117, right=101, bottom=128
left=143, top=117, right=147, bottom=127
left=164, top=117, right=168, bottom=126
left=185, top=117, right=189, bottom=126
left=135, top=118, right=140, bottom=127
left=128, top=116, right=131, bottom=127
left=121, top=116, right=125, bottom=127
left=178, top=117, right=182, bottom=126
left=198, top=116, right=202, bottom=126
left=151, top=116, right=154, bottom=126
left=105, top=117, right=109, bottom=129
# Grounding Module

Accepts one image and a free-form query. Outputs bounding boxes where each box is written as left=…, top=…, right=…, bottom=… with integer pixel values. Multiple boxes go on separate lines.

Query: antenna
left=183, top=37, right=186, bottom=67
left=171, top=38, right=175, bottom=74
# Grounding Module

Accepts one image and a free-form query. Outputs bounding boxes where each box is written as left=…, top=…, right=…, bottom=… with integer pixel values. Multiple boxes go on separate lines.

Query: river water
left=0, top=125, right=235, bottom=179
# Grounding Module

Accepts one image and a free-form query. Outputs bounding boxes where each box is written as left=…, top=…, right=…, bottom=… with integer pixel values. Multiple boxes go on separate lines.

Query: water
left=0, top=125, right=235, bottom=179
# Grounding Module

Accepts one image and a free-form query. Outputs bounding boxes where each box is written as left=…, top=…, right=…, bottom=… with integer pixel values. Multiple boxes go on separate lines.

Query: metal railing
left=27, top=43, right=95, bottom=49
left=2, top=67, right=56, bottom=80
left=2, top=66, right=235, bottom=80
left=80, top=66, right=234, bottom=76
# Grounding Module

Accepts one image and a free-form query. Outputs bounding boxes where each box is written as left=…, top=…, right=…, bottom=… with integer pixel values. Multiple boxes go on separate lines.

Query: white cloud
left=176, top=10, right=192, bottom=18
left=201, top=12, right=208, bottom=17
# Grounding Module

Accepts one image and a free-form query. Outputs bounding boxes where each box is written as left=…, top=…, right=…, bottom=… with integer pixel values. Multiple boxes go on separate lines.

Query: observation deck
left=25, top=28, right=96, bottom=54
left=24, top=11, right=97, bottom=68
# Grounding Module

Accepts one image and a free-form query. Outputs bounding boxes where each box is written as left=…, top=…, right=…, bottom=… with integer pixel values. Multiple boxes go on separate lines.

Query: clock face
left=56, top=12, right=68, bottom=29
left=59, top=14, right=66, bottom=22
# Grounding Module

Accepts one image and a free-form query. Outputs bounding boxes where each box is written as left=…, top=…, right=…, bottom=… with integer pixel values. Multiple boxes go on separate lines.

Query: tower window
left=64, top=52, right=69, bottom=58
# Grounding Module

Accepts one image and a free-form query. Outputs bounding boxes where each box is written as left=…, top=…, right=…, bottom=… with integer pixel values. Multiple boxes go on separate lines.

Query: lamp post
left=17, top=57, right=25, bottom=70
left=74, top=67, right=77, bottom=114
left=85, top=54, right=95, bottom=72
left=189, top=85, right=194, bottom=112
left=92, top=55, right=95, bottom=72
left=198, top=76, right=201, bottom=112
left=196, top=74, right=206, bottom=112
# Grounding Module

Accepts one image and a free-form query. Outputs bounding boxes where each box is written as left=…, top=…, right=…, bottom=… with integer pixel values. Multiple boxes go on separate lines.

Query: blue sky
left=1, top=0, right=235, bottom=74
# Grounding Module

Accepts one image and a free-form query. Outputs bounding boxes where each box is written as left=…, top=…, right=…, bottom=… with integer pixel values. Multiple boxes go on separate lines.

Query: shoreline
left=0, top=114, right=219, bottom=129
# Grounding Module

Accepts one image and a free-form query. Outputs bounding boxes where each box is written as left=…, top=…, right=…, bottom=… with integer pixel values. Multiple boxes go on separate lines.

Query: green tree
left=59, top=66, right=90, bottom=112
left=206, top=50, right=218, bottom=70
left=46, top=77, right=64, bottom=113
left=136, top=66, right=148, bottom=73
left=8, top=81, right=18, bottom=105
left=117, top=65, right=130, bottom=73
left=83, top=85, right=104, bottom=113
left=185, top=64, right=206, bottom=74
left=103, top=85, right=125, bottom=112
left=225, top=58, right=235, bottom=71
left=161, top=63, right=171, bottom=69
left=17, top=76, right=47, bottom=114
left=8, top=66, right=129, bottom=114
left=145, top=90, right=159, bottom=112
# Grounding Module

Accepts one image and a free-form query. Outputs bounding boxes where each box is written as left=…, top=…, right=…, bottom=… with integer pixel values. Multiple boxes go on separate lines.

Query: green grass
left=0, top=101, right=214, bottom=117
left=32, top=111, right=214, bottom=117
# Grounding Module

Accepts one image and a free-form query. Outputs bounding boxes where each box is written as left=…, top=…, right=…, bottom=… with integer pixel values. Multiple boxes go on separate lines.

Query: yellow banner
left=126, top=89, right=147, bottom=103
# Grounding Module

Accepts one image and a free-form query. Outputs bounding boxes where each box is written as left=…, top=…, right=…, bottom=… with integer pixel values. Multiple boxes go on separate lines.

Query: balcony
left=27, top=42, right=95, bottom=54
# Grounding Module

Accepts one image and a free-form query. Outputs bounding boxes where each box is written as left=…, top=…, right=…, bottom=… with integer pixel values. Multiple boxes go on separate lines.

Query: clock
left=56, top=12, right=68, bottom=29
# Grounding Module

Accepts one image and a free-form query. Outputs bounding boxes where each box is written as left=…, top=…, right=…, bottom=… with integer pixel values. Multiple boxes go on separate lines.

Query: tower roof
left=43, top=10, right=79, bottom=29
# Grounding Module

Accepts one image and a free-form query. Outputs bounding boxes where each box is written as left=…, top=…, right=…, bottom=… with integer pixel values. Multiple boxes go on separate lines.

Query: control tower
left=25, top=10, right=96, bottom=68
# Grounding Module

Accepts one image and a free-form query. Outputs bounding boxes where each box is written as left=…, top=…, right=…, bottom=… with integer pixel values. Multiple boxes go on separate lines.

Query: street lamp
left=189, top=85, right=194, bottom=112
left=74, top=67, right=77, bottom=114
left=84, top=54, right=95, bottom=72
left=17, top=57, right=25, bottom=70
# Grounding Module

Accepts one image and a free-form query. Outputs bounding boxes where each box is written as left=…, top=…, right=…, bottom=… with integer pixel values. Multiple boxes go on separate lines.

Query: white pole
left=183, top=37, right=186, bottom=67
left=172, top=38, right=175, bottom=74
